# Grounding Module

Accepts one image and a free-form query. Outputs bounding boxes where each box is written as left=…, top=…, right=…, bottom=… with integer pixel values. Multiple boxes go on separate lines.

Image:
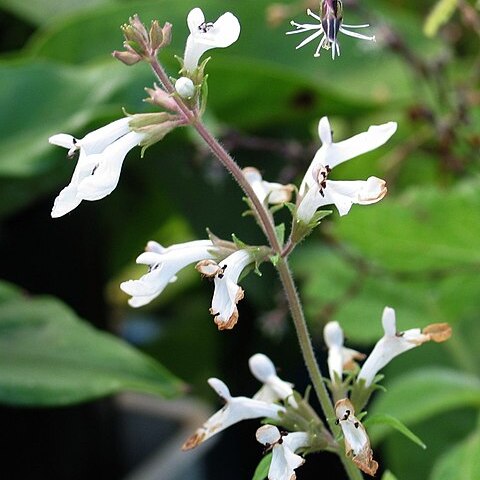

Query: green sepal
left=231, top=233, right=249, bottom=249
left=199, top=74, right=209, bottom=117
left=269, top=253, right=280, bottom=267
left=350, top=375, right=386, bottom=413
left=275, top=223, right=285, bottom=246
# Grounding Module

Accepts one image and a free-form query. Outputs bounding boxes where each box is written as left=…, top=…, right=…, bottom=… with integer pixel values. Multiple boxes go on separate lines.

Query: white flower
left=256, top=425, right=309, bottom=480
left=49, top=118, right=145, bottom=218
left=249, top=353, right=295, bottom=406
left=286, top=3, right=375, bottom=60
left=296, top=116, right=397, bottom=221
left=204, top=249, right=254, bottom=330
left=323, top=321, right=365, bottom=383
left=243, top=167, right=294, bottom=205
left=183, top=378, right=285, bottom=450
left=357, top=307, right=452, bottom=387
left=183, top=7, right=241, bottom=72
left=120, top=240, right=217, bottom=308
left=335, top=398, right=378, bottom=476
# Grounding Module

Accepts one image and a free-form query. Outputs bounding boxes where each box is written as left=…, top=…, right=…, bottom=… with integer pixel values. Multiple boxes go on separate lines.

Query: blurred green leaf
left=382, top=471, right=399, bottom=480
left=370, top=368, right=480, bottom=443
left=0, top=0, right=112, bottom=26
left=365, top=413, right=426, bottom=449
left=430, top=430, right=480, bottom=480
left=0, top=294, right=184, bottom=405
left=252, top=453, right=272, bottom=480
left=332, top=181, right=480, bottom=272
left=0, top=280, right=22, bottom=302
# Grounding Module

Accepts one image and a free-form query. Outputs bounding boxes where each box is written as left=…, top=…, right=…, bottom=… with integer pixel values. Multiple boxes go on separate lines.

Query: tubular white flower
left=243, top=167, right=294, bottom=205
left=296, top=116, right=396, bottom=221
left=323, top=321, right=365, bottom=383
left=256, top=425, right=309, bottom=480
left=120, top=240, right=217, bottom=308
left=49, top=118, right=145, bottom=217
left=249, top=353, right=295, bottom=405
left=286, top=3, right=376, bottom=60
left=183, top=378, right=285, bottom=450
left=335, top=398, right=378, bottom=476
left=209, top=249, right=254, bottom=330
left=357, top=307, right=452, bottom=387
left=183, top=7, right=241, bottom=72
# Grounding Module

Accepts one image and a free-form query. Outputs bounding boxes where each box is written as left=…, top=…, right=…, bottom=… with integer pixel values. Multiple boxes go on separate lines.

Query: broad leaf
left=430, top=431, right=480, bottom=480
left=0, top=293, right=184, bottom=405
left=369, top=368, right=480, bottom=443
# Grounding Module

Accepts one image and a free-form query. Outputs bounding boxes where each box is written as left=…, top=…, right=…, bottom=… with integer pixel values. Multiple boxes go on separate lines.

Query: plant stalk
left=149, top=55, right=360, bottom=480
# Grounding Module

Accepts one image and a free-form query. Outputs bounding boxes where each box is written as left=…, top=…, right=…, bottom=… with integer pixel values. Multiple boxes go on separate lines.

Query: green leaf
left=0, top=0, right=111, bottom=26
left=430, top=431, right=480, bottom=480
left=0, top=295, right=185, bottom=406
left=381, top=472, right=399, bottom=480
left=252, top=453, right=272, bottom=480
left=365, top=413, right=426, bottom=449
left=0, top=280, right=22, bottom=303
left=369, top=368, right=480, bottom=443
left=333, top=181, right=480, bottom=272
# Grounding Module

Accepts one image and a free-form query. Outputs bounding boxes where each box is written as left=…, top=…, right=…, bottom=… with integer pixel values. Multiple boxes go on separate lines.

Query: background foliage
left=0, top=0, right=479, bottom=479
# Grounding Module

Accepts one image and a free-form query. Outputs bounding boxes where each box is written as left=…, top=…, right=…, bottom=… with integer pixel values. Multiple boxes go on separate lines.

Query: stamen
left=198, top=21, right=214, bottom=33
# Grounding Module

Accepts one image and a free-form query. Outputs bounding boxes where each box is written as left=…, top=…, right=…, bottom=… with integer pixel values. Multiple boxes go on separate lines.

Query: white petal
left=187, top=7, right=205, bottom=33
left=357, top=307, right=424, bottom=386
left=256, top=424, right=282, bottom=445
left=249, top=353, right=277, bottom=383
left=49, top=133, right=75, bottom=149
left=335, top=399, right=378, bottom=476
left=320, top=121, right=397, bottom=170
left=322, top=176, right=387, bottom=216
left=210, top=249, right=253, bottom=329
left=183, top=379, right=285, bottom=450
left=121, top=240, right=216, bottom=308
left=50, top=150, right=98, bottom=218
left=249, top=354, right=295, bottom=404
left=183, top=9, right=240, bottom=71
left=78, top=117, right=131, bottom=155
left=51, top=184, right=82, bottom=218
left=317, top=116, right=333, bottom=145
left=77, top=131, right=144, bottom=201
left=256, top=426, right=309, bottom=480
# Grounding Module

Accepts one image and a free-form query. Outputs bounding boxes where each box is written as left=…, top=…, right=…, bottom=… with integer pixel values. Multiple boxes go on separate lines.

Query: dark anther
left=218, top=273, right=224, bottom=279
left=354, top=422, right=359, bottom=429
left=198, top=21, right=214, bottom=33
left=335, top=419, right=340, bottom=425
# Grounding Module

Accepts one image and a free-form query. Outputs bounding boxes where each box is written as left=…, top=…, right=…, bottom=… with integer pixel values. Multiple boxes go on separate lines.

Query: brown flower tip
left=423, top=322, right=452, bottom=342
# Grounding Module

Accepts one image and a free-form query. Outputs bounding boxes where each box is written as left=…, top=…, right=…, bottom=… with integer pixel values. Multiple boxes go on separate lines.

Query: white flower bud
left=175, top=77, right=195, bottom=99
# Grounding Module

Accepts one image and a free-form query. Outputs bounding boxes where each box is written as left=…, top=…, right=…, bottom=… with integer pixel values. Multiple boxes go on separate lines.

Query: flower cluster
left=120, top=237, right=268, bottom=330
left=49, top=8, right=241, bottom=218
left=183, top=353, right=327, bottom=480
left=181, top=311, right=450, bottom=479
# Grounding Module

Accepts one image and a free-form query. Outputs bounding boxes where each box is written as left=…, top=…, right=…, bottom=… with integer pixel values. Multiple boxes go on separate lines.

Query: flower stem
left=149, top=55, right=360, bottom=480
left=149, top=57, right=279, bottom=249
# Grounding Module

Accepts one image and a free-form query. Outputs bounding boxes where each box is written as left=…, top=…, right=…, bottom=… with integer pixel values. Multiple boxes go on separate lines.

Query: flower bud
left=175, top=77, right=195, bottom=99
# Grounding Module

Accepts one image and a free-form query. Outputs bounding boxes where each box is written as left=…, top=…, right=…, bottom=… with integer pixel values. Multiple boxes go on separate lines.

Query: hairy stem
left=149, top=55, right=359, bottom=480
